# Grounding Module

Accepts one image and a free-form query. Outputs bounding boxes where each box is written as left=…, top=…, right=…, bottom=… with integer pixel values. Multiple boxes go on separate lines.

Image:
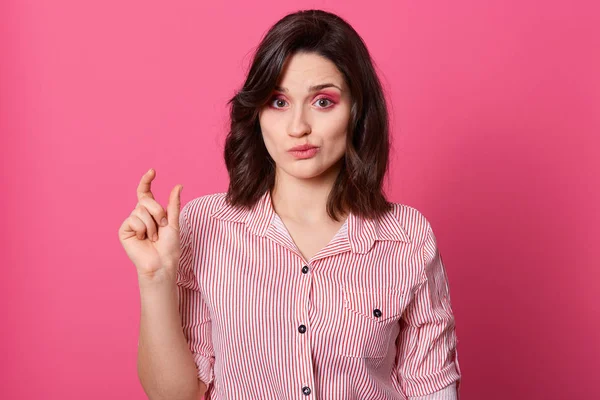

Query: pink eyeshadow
left=318, top=91, right=341, bottom=102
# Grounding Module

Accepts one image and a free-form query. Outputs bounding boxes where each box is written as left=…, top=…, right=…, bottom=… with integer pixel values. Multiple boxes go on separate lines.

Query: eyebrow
left=274, top=83, right=342, bottom=93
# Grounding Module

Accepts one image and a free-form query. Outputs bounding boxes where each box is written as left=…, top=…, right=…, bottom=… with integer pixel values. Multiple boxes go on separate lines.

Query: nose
left=287, top=105, right=311, bottom=137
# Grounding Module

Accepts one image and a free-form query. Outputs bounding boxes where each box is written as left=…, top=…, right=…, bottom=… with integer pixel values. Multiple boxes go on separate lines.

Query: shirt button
left=301, top=265, right=309, bottom=274
left=298, top=324, right=307, bottom=333
left=302, top=386, right=311, bottom=395
left=373, top=308, right=382, bottom=318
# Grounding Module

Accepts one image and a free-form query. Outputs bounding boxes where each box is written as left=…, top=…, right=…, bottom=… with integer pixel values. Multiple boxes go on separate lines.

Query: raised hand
left=118, top=168, right=183, bottom=283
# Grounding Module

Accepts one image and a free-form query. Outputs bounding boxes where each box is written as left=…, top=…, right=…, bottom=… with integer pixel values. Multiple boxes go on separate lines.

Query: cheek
left=259, top=116, right=279, bottom=149
left=260, top=131, right=277, bottom=158
left=321, top=110, right=350, bottom=148
left=325, top=129, right=348, bottom=154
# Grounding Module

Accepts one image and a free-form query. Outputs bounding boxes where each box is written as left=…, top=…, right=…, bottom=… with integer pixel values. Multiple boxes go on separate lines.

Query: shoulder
left=386, top=201, right=433, bottom=244
left=181, top=191, right=228, bottom=226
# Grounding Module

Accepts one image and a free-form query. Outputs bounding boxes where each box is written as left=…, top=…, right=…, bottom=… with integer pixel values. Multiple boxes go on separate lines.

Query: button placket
left=295, top=260, right=315, bottom=399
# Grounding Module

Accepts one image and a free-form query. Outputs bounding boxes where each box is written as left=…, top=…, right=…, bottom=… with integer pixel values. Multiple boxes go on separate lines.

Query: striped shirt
left=176, top=190, right=462, bottom=399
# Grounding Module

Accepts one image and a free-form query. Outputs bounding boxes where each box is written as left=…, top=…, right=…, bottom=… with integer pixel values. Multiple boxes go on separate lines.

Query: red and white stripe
left=176, top=190, right=461, bottom=399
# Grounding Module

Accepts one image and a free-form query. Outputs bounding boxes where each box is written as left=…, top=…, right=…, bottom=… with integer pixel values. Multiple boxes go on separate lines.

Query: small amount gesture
left=118, top=168, right=183, bottom=283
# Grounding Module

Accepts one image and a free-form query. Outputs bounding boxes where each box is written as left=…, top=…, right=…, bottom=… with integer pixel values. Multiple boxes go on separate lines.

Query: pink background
left=2, top=1, right=598, bottom=399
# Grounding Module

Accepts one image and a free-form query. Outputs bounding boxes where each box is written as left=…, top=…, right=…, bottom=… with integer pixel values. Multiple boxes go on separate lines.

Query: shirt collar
left=210, top=190, right=412, bottom=254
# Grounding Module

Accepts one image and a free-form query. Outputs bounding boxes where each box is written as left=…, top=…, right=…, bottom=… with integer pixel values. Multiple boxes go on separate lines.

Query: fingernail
left=152, top=233, right=158, bottom=241
left=161, top=218, right=168, bottom=226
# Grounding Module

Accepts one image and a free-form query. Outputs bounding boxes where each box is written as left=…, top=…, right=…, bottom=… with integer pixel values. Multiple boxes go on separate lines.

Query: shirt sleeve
left=176, top=202, right=215, bottom=386
left=396, top=221, right=462, bottom=398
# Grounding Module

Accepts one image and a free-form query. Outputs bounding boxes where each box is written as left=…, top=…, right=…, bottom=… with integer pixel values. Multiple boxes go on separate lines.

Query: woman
left=119, top=9, right=461, bottom=400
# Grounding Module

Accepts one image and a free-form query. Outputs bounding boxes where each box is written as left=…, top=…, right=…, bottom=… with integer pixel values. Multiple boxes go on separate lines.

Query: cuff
left=193, top=352, right=215, bottom=386
left=403, top=361, right=461, bottom=397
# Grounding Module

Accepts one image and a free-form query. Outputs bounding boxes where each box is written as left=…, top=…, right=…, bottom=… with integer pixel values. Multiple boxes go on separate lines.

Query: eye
left=270, top=97, right=288, bottom=109
left=268, top=96, right=336, bottom=110
left=314, top=98, right=334, bottom=108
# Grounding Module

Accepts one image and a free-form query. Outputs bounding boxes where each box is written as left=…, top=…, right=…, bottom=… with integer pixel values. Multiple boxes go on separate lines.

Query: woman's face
left=258, top=52, right=351, bottom=182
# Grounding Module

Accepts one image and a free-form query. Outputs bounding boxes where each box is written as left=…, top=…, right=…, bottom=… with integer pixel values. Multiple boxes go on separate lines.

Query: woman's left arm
left=396, top=220, right=462, bottom=399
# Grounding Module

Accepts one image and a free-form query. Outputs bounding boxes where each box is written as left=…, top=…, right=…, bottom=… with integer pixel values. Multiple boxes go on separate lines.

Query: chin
left=283, top=163, right=336, bottom=180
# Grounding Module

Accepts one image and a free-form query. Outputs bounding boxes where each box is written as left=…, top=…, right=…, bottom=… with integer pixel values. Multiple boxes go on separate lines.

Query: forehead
left=276, top=52, right=345, bottom=91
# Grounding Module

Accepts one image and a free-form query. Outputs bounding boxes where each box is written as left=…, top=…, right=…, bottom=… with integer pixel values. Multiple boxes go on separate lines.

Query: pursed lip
left=288, top=144, right=319, bottom=152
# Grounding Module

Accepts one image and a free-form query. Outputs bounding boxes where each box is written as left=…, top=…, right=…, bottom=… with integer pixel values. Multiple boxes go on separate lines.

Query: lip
left=288, top=143, right=319, bottom=152
left=288, top=146, right=320, bottom=160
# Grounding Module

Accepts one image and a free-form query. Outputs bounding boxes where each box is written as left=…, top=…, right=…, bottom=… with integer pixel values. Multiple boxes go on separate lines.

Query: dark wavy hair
left=224, top=9, right=394, bottom=221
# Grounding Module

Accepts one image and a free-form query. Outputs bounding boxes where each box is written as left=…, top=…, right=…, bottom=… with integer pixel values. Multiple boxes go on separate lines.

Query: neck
left=270, top=162, right=346, bottom=224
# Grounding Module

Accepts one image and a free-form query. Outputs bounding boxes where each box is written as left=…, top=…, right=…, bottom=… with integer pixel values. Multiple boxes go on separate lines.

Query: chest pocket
left=339, top=288, right=411, bottom=358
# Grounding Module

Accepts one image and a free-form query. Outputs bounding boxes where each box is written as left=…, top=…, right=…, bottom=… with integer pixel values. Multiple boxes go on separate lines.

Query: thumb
left=167, top=184, right=183, bottom=229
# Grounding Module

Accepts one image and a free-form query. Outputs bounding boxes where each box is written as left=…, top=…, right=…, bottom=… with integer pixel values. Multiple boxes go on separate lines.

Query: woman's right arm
left=137, top=278, right=208, bottom=400
left=118, top=169, right=208, bottom=400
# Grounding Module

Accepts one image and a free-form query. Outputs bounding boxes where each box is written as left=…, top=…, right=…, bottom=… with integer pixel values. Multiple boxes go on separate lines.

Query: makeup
left=289, top=148, right=319, bottom=159
left=288, top=144, right=320, bottom=159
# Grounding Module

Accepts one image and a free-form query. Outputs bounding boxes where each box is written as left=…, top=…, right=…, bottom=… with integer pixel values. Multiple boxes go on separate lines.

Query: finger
left=133, top=205, right=159, bottom=242
left=167, top=184, right=183, bottom=229
left=136, top=168, right=156, bottom=202
left=127, top=215, right=147, bottom=240
left=138, top=197, right=168, bottom=228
